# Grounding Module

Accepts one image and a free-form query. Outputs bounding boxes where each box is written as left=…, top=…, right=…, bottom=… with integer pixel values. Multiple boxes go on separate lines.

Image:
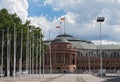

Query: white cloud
left=0, top=0, right=28, bottom=22
left=92, top=40, right=120, bottom=45
left=43, top=0, right=120, bottom=44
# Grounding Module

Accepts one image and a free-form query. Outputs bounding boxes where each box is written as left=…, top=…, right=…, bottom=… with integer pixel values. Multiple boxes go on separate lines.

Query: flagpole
left=26, top=28, right=29, bottom=74
left=1, top=30, right=4, bottom=78
left=42, top=31, right=45, bottom=78
left=29, top=31, right=32, bottom=74
left=64, top=17, right=66, bottom=34
left=49, top=30, right=52, bottom=77
left=36, top=35, right=38, bottom=74
left=39, top=30, right=42, bottom=79
left=32, top=28, right=34, bottom=74
left=60, top=22, right=62, bottom=36
left=9, top=32, right=11, bottom=76
left=7, top=27, right=10, bottom=77
left=20, top=29, right=23, bottom=76
left=13, top=25, right=17, bottom=79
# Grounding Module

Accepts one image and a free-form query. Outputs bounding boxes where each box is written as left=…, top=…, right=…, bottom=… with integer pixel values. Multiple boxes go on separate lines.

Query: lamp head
left=97, top=17, right=105, bottom=22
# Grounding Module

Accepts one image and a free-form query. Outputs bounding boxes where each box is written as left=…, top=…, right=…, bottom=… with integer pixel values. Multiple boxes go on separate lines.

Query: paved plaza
left=0, top=74, right=118, bottom=82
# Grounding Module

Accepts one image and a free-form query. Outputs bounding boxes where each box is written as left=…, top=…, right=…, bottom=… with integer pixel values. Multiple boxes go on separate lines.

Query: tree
left=0, top=8, right=44, bottom=76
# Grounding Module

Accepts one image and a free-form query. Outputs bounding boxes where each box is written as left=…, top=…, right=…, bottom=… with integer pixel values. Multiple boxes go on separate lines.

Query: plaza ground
left=0, top=74, right=119, bottom=82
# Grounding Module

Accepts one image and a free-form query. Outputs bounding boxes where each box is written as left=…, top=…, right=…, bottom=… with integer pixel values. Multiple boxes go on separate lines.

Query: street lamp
left=88, top=52, right=91, bottom=74
left=87, top=50, right=91, bottom=74
left=97, top=17, right=105, bottom=77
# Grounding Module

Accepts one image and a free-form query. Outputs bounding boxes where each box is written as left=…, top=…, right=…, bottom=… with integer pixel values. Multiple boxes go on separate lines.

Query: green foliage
left=0, top=8, right=45, bottom=76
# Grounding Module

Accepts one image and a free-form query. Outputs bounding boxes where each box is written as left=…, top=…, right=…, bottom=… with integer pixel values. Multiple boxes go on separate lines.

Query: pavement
left=50, top=74, right=106, bottom=82
left=0, top=74, right=119, bottom=82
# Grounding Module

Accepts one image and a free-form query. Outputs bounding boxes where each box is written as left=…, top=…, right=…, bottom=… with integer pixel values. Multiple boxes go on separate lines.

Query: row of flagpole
left=0, top=16, right=66, bottom=78
left=0, top=26, right=47, bottom=79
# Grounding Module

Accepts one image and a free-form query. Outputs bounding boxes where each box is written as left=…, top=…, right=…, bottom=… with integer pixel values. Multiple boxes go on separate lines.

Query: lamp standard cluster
left=97, top=17, right=105, bottom=77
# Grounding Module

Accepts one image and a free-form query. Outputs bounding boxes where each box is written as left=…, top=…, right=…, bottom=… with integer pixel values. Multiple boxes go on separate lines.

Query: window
left=72, top=60, right=75, bottom=65
left=99, top=52, right=108, bottom=58
left=77, top=51, right=83, bottom=57
left=86, top=52, right=94, bottom=57
left=57, top=53, right=62, bottom=63
left=111, top=51, right=120, bottom=58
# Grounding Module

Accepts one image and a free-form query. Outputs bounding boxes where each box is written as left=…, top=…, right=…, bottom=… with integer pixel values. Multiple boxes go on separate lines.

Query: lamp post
left=49, top=29, right=52, bottom=77
left=87, top=50, right=91, bottom=74
left=97, top=17, right=105, bottom=77
left=88, top=52, right=91, bottom=74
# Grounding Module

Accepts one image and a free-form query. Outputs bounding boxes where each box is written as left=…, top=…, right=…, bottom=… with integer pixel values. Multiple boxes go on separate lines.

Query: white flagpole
left=29, top=31, right=31, bottom=74
left=26, top=28, right=29, bottom=74
left=36, top=35, right=38, bottom=74
left=42, top=31, right=45, bottom=78
left=32, top=29, right=34, bottom=74
left=39, top=30, right=42, bottom=79
left=29, top=32, right=32, bottom=74
left=13, top=25, right=17, bottom=79
left=20, top=29, right=23, bottom=76
left=7, top=27, right=10, bottom=77
left=61, top=17, right=66, bottom=34
left=1, top=30, right=4, bottom=78
left=49, top=30, right=52, bottom=77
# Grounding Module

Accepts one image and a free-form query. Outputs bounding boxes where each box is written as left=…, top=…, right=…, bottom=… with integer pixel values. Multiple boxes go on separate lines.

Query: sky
left=1, top=0, right=120, bottom=45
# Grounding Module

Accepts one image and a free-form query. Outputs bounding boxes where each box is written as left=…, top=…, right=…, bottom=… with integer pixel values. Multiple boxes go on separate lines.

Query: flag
left=56, top=26, right=61, bottom=28
left=61, top=17, right=65, bottom=21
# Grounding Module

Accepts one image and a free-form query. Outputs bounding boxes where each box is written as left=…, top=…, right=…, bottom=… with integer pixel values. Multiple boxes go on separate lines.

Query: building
left=44, top=34, right=120, bottom=73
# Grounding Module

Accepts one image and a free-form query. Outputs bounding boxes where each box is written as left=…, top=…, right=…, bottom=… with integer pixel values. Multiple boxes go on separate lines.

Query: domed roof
left=44, top=34, right=97, bottom=49
left=56, top=34, right=75, bottom=40
left=53, top=38, right=68, bottom=43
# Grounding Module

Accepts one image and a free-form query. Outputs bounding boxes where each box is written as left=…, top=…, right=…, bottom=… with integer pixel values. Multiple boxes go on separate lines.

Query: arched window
left=86, top=51, right=95, bottom=57
left=99, top=52, right=108, bottom=58
left=77, top=51, right=83, bottom=57
left=111, top=51, right=120, bottom=58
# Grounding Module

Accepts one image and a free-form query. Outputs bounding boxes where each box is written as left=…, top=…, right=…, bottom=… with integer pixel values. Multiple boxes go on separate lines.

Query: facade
left=44, top=34, right=120, bottom=73
left=44, top=38, right=77, bottom=73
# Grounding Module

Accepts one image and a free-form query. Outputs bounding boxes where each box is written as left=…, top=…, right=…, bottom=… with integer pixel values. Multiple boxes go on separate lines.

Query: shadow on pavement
left=103, top=76, right=120, bottom=82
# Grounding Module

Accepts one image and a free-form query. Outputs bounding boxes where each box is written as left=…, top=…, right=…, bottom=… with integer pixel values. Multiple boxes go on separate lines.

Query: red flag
left=56, top=26, right=61, bottom=28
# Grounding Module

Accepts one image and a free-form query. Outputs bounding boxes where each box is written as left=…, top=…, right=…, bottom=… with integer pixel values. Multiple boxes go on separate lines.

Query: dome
left=44, top=34, right=96, bottom=49
left=56, top=34, right=75, bottom=40
left=57, top=34, right=74, bottom=38
left=53, top=38, right=68, bottom=43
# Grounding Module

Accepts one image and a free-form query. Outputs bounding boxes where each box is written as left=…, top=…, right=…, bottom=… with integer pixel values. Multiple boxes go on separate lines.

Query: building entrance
left=56, top=67, right=61, bottom=73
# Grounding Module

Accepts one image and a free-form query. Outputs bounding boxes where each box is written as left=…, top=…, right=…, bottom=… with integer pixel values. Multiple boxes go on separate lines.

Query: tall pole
left=39, top=30, right=42, bottom=78
left=63, top=17, right=66, bottom=34
left=7, top=27, right=10, bottom=77
left=36, top=35, right=38, bottom=74
left=60, top=22, right=62, bottom=36
left=97, top=17, right=105, bottom=78
left=29, top=32, right=32, bottom=74
left=42, top=31, right=45, bottom=78
left=61, top=17, right=66, bottom=34
left=49, top=30, right=52, bottom=77
left=20, top=29, right=23, bottom=75
left=100, top=22, right=102, bottom=77
left=26, top=28, right=29, bottom=74
left=88, top=51, right=91, bottom=74
left=1, top=30, right=4, bottom=78
left=13, top=25, right=17, bottom=79
left=32, top=29, right=34, bottom=74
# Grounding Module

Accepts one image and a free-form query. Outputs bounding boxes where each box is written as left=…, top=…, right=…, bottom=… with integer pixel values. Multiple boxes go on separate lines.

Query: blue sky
left=1, top=0, right=120, bottom=44
left=28, top=0, right=65, bottom=21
